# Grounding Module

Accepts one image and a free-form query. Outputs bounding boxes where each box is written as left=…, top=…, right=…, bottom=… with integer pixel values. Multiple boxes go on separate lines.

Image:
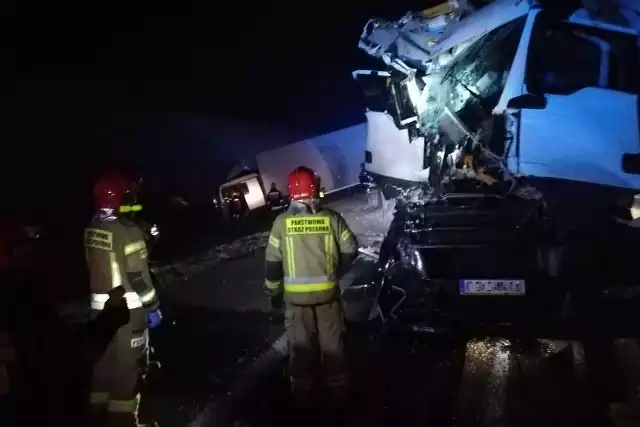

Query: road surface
left=144, top=191, right=640, bottom=427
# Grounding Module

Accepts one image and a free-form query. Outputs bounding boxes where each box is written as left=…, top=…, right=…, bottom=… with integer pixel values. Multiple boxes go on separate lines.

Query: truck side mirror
left=507, top=94, right=547, bottom=110
left=622, top=153, right=640, bottom=175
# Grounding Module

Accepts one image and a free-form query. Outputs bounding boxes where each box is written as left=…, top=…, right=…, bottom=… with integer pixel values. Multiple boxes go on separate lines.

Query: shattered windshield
left=424, top=17, right=526, bottom=133
left=526, top=18, right=640, bottom=95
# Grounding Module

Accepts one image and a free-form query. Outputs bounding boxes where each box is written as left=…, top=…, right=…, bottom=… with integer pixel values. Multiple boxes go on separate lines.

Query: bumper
left=386, top=278, right=640, bottom=339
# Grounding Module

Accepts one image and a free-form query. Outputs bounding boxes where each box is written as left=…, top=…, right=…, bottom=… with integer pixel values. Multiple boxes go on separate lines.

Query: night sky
left=11, top=0, right=433, bottom=211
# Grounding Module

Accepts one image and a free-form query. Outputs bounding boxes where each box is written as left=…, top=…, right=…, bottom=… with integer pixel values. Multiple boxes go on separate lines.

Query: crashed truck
left=349, top=0, right=640, bottom=338
left=218, top=124, right=366, bottom=220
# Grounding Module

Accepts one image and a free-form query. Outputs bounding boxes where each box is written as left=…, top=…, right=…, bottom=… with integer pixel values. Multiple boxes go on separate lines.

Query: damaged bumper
left=385, top=277, right=640, bottom=339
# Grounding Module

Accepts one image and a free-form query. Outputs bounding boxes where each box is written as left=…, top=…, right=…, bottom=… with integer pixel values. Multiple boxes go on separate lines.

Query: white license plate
left=459, top=279, right=526, bottom=296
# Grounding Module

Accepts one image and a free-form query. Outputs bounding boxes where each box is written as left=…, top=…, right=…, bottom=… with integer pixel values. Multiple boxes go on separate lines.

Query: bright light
left=150, top=225, right=159, bottom=236
left=405, top=78, right=423, bottom=114
left=631, top=195, right=640, bottom=220
left=244, top=177, right=266, bottom=210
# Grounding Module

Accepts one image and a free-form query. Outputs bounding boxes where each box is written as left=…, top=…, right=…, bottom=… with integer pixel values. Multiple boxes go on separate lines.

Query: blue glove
left=147, top=309, right=163, bottom=329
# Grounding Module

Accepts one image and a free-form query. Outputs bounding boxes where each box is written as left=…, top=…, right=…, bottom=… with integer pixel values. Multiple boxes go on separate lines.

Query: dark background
left=10, top=0, right=432, bottom=212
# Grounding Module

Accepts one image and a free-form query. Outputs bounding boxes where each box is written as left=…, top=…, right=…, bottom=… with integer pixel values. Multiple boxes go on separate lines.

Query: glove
left=94, top=290, right=130, bottom=339
left=269, top=295, right=284, bottom=310
left=147, top=309, right=163, bottom=329
left=102, top=286, right=130, bottom=329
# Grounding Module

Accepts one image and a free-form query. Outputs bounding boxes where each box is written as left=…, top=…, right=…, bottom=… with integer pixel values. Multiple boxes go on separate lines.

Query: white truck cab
left=355, top=0, right=640, bottom=205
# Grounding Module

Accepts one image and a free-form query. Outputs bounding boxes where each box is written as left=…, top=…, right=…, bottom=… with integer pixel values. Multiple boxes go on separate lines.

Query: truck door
left=514, top=12, right=640, bottom=190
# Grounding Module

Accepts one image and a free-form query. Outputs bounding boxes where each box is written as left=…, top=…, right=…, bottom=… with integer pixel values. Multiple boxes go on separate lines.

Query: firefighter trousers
left=285, top=299, right=348, bottom=397
left=90, top=317, right=148, bottom=427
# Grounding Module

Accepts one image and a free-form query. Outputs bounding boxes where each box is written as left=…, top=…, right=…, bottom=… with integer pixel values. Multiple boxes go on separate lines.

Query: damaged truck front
left=351, top=0, right=640, bottom=338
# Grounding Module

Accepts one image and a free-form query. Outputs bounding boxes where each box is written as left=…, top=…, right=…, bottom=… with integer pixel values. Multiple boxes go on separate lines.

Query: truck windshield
left=526, top=18, right=640, bottom=95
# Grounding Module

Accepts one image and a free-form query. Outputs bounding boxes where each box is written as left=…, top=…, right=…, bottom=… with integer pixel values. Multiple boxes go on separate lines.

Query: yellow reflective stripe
left=268, top=235, right=280, bottom=249
left=284, top=238, right=291, bottom=274
left=286, top=237, right=296, bottom=277
left=124, top=240, right=146, bottom=256
left=284, top=282, right=337, bottom=293
left=325, top=235, right=334, bottom=276
left=119, top=204, right=143, bottom=213
left=340, top=229, right=352, bottom=241
left=265, top=279, right=281, bottom=290
left=140, top=289, right=156, bottom=304
left=107, top=396, right=139, bottom=413
left=91, top=292, right=142, bottom=310
left=109, top=252, right=122, bottom=288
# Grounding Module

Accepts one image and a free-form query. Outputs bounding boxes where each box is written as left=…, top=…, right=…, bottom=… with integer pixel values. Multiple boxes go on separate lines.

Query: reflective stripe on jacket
left=265, top=207, right=358, bottom=305
left=91, top=292, right=141, bottom=310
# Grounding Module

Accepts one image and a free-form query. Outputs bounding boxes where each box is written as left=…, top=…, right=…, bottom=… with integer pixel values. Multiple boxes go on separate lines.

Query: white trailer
left=255, top=123, right=367, bottom=198
left=219, top=123, right=367, bottom=216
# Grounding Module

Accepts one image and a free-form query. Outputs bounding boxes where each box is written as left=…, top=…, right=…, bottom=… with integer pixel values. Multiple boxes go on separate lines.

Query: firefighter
left=266, top=182, right=285, bottom=212
left=85, top=171, right=161, bottom=427
left=264, top=166, right=358, bottom=405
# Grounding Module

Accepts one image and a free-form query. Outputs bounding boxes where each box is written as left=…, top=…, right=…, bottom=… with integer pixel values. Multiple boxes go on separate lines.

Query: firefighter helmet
left=93, top=171, right=138, bottom=211
left=288, top=166, right=318, bottom=200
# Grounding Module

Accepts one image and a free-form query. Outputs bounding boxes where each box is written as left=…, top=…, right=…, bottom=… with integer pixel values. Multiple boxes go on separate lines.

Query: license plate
left=459, top=279, right=526, bottom=296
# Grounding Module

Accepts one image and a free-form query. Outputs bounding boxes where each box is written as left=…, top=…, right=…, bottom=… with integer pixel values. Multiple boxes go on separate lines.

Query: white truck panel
left=365, top=111, right=428, bottom=182
left=244, top=176, right=266, bottom=210
left=256, top=124, right=366, bottom=196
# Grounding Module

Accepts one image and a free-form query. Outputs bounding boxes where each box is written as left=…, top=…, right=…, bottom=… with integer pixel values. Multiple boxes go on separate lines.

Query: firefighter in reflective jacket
left=265, top=166, right=358, bottom=403
left=85, top=171, right=161, bottom=427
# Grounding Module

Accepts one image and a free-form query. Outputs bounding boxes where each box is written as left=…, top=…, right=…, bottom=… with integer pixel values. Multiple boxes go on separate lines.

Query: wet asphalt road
left=228, top=334, right=640, bottom=427
left=139, top=196, right=640, bottom=427
left=141, top=255, right=283, bottom=427
left=148, top=250, right=640, bottom=427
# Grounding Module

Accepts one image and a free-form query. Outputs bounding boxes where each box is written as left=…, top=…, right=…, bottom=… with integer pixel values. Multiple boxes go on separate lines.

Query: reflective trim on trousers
left=107, top=394, right=140, bottom=413
left=91, top=292, right=143, bottom=310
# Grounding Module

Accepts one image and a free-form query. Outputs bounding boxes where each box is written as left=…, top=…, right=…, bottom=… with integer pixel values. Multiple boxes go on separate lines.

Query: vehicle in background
left=219, top=170, right=265, bottom=221
left=218, top=124, right=367, bottom=220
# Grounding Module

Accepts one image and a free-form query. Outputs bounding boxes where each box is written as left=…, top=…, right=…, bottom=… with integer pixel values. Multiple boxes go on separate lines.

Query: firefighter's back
left=84, top=217, right=147, bottom=328
left=274, top=207, right=346, bottom=306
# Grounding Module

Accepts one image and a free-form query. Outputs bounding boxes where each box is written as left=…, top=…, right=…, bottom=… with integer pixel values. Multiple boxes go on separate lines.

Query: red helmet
left=93, top=171, right=137, bottom=210
left=288, top=166, right=318, bottom=200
